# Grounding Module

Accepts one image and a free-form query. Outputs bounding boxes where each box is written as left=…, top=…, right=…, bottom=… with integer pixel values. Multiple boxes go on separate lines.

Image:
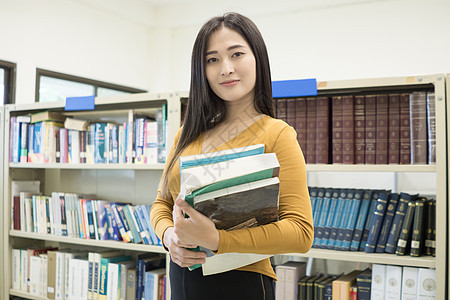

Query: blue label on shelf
left=65, top=95, right=95, bottom=111
left=272, top=79, right=318, bottom=98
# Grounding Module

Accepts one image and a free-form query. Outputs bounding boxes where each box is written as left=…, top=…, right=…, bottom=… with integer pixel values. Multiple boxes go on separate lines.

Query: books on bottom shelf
left=179, top=144, right=280, bottom=275
left=11, top=247, right=166, bottom=300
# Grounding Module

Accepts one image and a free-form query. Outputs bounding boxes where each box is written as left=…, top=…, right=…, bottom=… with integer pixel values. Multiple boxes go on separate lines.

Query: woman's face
left=205, top=27, right=256, bottom=105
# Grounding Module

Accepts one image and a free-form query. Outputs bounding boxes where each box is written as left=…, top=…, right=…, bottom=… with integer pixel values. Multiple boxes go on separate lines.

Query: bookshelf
left=0, top=105, right=5, bottom=298
left=299, top=74, right=447, bottom=300
left=2, top=91, right=187, bottom=300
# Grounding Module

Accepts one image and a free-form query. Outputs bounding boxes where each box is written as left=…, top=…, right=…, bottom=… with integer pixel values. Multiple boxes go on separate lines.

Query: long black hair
left=160, top=12, right=274, bottom=198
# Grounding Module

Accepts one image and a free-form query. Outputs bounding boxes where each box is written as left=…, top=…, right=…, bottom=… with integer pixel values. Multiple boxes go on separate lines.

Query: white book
left=65, top=194, right=73, bottom=238
left=29, top=255, right=42, bottom=296
left=401, top=267, right=419, bottom=300
left=88, top=252, right=96, bottom=300
left=385, top=265, right=402, bottom=299
left=12, top=249, right=21, bottom=290
left=371, top=264, right=387, bottom=300
left=20, top=249, right=29, bottom=292
left=41, top=254, right=48, bottom=298
left=68, top=258, right=89, bottom=300
left=275, top=265, right=285, bottom=300
left=417, top=268, right=436, bottom=299
left=54, top=251, right=66, bottom=300
left=119, top=261, right=135, bottom=300
left=107, top=262, right=120, bottom=300
left=25, top=196, right=34, bottom=232
left=93, top=250, right=124, bottom=300
left=146, top=120, right=158, bottom=164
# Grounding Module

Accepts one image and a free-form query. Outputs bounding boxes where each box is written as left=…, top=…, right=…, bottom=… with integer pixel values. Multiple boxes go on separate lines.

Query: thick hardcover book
left=331, top=96, right=343, bottom=164
left=79, top=130, right=86, bottom=164
left=396, top=199, right=417, bottom=255
left=306, top=97, right=317, bottom=164
left=427, top=199, right=436, bottom=256
left=385, top=265, right=402, bottom=299
left=401, top=267, right=419, bottom=300
left=313, top=188, right=333, bottom=248
left=295, top=98, right=307, bottom=157
left=323, top=275, right=336, bottom=300
left=309, top=187, right=318, bottom=220
left=306, top=273, right=323, bottom=300
left=365, top=191, right=390, bottom=253
left=388, top=94, right=400, bottom=164
left=350, top=189, right=372, bottom=251
left=312, top=188, right=325, bottom=247
left=375, top=193, right=399, bottom=253
left=426, top=92, right=436, bottom=164
left=410, top=198, right=426, bottom=256
left=364, top=95, right=377, bottom=164
left=316, top=96, right=330, bottom=164
left=327, top=189, right=347, bottom=249
left=335, top=189, right=355, bottom=250
left=286, top=98, right=297, bottom=127
left=314, top=275, right=331, bottom=300
left=359, top=190, right=380, bottom=251
left=342, top=95, right=355, bottom=164
left=297, top=275, right=311, bottom=300
left=276, top=98, right=287, bottom=122
left=332, top=270, right=361, bottom=300
left=385, top=193, right=411, bottom=254
left=409, top=91, right=427, bottom=164
left=354, top=95, right=365, bottom=164
left=375, top=94, right=389, bottom=164
left=320, top=189, right=340, bottom=248
left=356, top=268, right=371, bottom=300
left=399, top=93, right=411, bottom=164
left=341, top=189, right=363, bottom=250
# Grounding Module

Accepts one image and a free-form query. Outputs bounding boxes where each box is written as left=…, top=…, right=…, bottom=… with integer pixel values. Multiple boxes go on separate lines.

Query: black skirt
left=169, top=259, right=275, bottom=300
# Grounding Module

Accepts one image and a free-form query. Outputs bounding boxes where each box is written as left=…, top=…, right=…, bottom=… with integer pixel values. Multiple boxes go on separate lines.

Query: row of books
left=310, top=187, right=436, bottom=257
left=12, top=189, right=161, bottom=246
left=9, top=106, right=168, bottom=165
left=275, top=91, right=436, bottom=165
left=11, top=247, right=166, bottom=300
left=275, top=261, right=436, bottom=300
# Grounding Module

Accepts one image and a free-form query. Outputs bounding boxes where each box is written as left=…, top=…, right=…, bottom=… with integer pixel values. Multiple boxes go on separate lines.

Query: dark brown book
left=342, top=95, right=355, bottom=164
left=410, top=198, right=426, bottom=256
left=306, top=97, right=317, bottom=164
left=13, top=195, right=20, bottom=230
left=276, top=98, right=288, bottom=122
left=376, top=94, right=388, bottom=164
left=295, top=98, right=308, bottom=158
left=388, top=94, right=400, bottom=164
left=364, top=95, right=377, bottom=164
left=399, top=93, right=411, bottom=164
left=55, top=129, right=61, bottom=163
left=409, top=92, right=427, bottom=164
left=80, top=131, right=86, bottom=163
left=315, top=97, right=330, bottom=164
left=354, top=95, right=365, bottom=164
left=286, top=98, right=297, bottom=128
left=332, top=96, right=343, bottom=164
left=426, top=92, right=436, bottom=164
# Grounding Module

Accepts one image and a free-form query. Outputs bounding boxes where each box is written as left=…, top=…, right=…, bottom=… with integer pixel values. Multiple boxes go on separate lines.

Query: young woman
left=150, top=12, right=313, bottom=300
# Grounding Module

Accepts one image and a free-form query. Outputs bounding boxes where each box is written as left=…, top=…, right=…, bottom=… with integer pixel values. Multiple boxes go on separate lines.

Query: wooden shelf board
left=9, top=230, right=166, bottom=253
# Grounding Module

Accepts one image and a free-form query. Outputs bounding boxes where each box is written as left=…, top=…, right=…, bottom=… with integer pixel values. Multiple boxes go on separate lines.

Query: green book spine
left=410, top=199, right=426, bottom=256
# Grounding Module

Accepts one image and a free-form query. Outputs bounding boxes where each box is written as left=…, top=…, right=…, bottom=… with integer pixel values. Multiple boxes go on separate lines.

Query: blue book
left=350, top=190, right=373, bottom=251
left=359, top=190, right=381, bottom=251
left=326, top=189, right=347, bottom=249
left=142, top=204, right=160, bottom=245
left=365, top=191, right=390, bottom=253
left=94, top=122, right=107, bottom=163
left=385, top=193, right=411, bottom=253
left=33, top=121, right=42, bottom=163
left=136, top=253, right=165, bottom=300
left=319, top=189, right=340, bottom=248
left=334, top=189, right=353, bottom=249
left=122, top=205, right=142, bottom=244
left=309, top=187, right=319, bottom=221
left=341, top=189, right=364, bottom=250
left=134, top=205, right=152, bottom=245
left=98, top=255, right=131, bottom=299
left=85, top=200, right=96, bottom=239
left=313, top=188, right=332, bottom=248
left=375, top=193, right=399, bottom=253
left=110, top=203, right=131, bottom=242
left=312, top=188, right=325, bottom=246
left=104, top=203, right=119, bottom=241
left=118, top=205, right=134, bottom=242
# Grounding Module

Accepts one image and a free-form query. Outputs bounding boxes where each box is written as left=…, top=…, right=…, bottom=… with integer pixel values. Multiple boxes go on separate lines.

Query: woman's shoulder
left=260, top=115, right=294, bottom=133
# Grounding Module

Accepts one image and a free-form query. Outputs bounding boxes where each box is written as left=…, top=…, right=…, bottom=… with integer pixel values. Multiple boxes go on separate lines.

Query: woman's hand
left=163, top=226, right=207, bottom=268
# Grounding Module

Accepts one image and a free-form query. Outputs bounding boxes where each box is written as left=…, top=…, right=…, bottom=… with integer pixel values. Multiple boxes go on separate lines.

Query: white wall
left=151, top=0, right=450, bottom=92
left=0, top=0, right=154, bottom=104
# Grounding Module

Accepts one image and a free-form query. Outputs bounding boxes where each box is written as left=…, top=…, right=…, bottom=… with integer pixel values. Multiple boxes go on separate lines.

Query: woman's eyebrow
left=206, top=44, right=245, bottom=56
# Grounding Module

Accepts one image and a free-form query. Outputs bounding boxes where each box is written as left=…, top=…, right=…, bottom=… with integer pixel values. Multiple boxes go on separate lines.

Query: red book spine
left=354, top=95, right=365, bottom=164
left=332, top=96, right=343, bottom=164
left=364, top=95, right=376, bottom=164
left=13, top=195, right=20, bottom=230
left=286, top=98, right=297, bottom=128
left=426, top=92, right=436, bottom=164
left=376, top=94, right=388, bottom=164
left=295, top=98, right=307, bottom=158
left=306, top=97, right=317, bottom=164
left=315, top=97, right=330, bottom=164
left=342, top=95, right=355, bottom=164
left=399, top=93, right=411, bottom=164
left=388, top=94, right=400, bottom=164
left=410, top=92, right=427, bottom=164
left=276, top=98, right=287, bottom=123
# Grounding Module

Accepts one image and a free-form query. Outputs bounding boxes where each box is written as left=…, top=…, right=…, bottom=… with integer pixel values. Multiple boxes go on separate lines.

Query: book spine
left=20, top=122, right=29, bottom=163
left=295, top=98, right=307, bottom=157
left=331, top=96, right=343, bottom=164
left=426, top=92, right=436, bottom=164
left=388, top=94, right=400, bottom=164
left=118, top=206, right=134, bottom=242
left=286, top=98, right=297, bottom=128
left=359, top=191, right=379, bottom=251
left=342, top=95, right=355, bottom=164
left=94, top=123, right=106, bottom=164
left=396, top=200, right=416, bottom=255
left=399, top=93, right=411, bottom=164
left=326, top=189, right=346, bottom=249
left=276, top=98, right=287, bottom=122
left=342, top=190, right=363, bottom=250
left=315, top=97, right=330, bottom=164
left=350, top=190, right=372, bottom=251
left=409, top=92, right=427, bottom=164
left=110, top=125, right=119, bottom=164
left=385, top=193, right=410, bottom=253
left=410, top=199, right=426, bottom=256
left=110, top=203, right=130, bottom=243
left=313, top=188, right=332, bottom=248
left=354, top=95, right=365, bottom=164
left=312, top=188, right=325, bottom=247
left=79, top=130, right=86, bottom=164
left=319, top=190, right=339, bottom=248
left=145, top=121, right=158, bottom=164
left=28, top=124, right=35, bottom=162
left=335, top=190, right=353, bottom=250
left=364, top=95, right=376, bottom=164
left=12, top=118, right=21, bottom=163
left=306, top=97, right=317, bottom=164
left=375, top=94, right=388, bottom=164
left=123, top=205, right=141, bottom=244
left=375, top=193, right=399, bottom=253
left=365, top=192, right=389, bottom=253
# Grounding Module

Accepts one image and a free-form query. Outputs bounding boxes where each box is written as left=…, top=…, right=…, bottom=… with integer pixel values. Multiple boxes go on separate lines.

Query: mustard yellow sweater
left=150, top=115, right=314, bottom=279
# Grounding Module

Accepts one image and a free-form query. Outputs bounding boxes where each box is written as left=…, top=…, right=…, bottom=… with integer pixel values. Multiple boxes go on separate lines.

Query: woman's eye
left=232, top=52, right=244, bottom=58
left=207, top=57, right=218, bottom=63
